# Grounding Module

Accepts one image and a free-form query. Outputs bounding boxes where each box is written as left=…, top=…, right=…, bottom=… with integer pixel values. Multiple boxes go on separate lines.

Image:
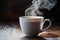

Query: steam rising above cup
left=25, top=0, right=57, bottom=16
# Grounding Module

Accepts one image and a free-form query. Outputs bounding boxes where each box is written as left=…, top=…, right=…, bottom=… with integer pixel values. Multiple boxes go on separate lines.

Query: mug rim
left=19, top=16, right=44, bottom=19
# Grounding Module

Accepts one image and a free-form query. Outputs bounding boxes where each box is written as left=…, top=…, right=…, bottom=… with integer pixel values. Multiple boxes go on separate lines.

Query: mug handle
left=40, top=19, right=51, bottom=31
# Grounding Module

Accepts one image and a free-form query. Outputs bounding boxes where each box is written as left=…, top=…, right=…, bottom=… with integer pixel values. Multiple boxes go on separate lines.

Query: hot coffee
left=19, top=16, right=51, bottom=36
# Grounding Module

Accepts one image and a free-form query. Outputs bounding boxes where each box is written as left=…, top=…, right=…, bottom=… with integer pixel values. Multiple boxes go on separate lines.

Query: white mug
left=19, top=16, right=51, bottom=36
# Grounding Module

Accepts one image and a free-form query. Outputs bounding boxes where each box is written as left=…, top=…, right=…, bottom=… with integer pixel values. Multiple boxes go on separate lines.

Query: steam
left=25, top=0, right=57, bottom=16
left=0, top=24, right=21, bottom=40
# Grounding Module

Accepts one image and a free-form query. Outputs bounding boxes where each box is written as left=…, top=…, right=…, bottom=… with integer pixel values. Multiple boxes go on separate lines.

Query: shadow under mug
left=19, top=16, right=51, bottom=36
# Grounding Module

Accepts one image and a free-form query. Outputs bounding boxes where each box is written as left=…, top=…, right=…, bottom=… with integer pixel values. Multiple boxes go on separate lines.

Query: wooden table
left=0, top=22, right=60, bottom=40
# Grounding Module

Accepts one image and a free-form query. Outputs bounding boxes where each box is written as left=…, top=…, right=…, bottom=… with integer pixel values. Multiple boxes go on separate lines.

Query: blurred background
left=0, top=0, right=32, bottom=21
left=0, top=0, right=60, bottom=24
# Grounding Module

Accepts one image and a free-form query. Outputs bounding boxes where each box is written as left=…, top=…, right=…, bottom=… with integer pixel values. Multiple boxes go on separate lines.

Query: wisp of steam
left=25, top=0, right=57, bottom=16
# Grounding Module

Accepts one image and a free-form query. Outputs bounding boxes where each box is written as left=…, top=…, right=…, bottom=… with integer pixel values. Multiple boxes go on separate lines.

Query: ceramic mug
left=19, top=16, right=51, bottom=36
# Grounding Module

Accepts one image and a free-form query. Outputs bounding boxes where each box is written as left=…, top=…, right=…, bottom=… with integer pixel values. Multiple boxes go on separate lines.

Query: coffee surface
left=20, top=16, right=43, bottom=22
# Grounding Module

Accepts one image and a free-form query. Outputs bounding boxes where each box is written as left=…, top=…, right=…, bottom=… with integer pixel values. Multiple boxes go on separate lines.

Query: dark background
left=0, top=0, right=32, bottom=21
left=0, top=0, right=60, bottom=24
